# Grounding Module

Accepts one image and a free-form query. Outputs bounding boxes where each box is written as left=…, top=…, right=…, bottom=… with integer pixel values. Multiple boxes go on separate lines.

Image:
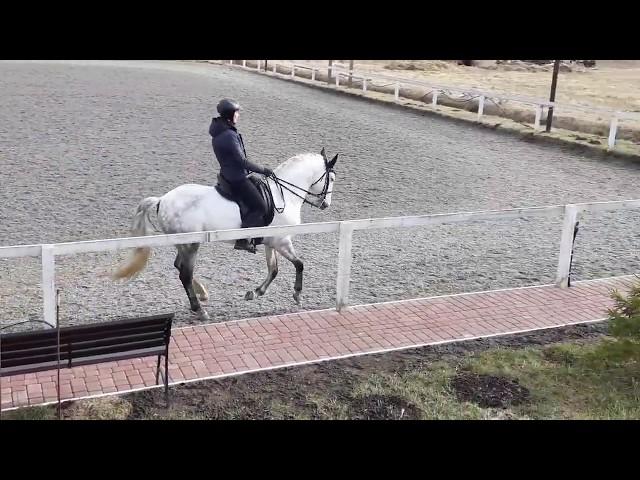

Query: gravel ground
left=1, top=60, right=638, bottom=330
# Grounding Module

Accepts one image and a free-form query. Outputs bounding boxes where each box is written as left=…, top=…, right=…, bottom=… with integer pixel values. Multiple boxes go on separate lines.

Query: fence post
left=242, top=60, right=246, bottom=68
left=42, top=244, right=57, bottom=328
left=291, top=65, right=295, bottom=78
left=394, top=83, right=400, bottom=101
left=327, top=60, right=333, bottom=85
left=477, top=95, right=485, bottom=119
left=534, top=105, right=543, bottom=131
left=608, top=115, right=619, bottom=150
left=273, top=64, right=277, bottom=73
left=555, top=205, right=580, bottom=288
left=362, top=78, right=367, bottom=93
left=336, top=73, right=340, bottom=87
left=256, top=60, right=261, bottom=70
left=432, top=91, right=439, bottom=106
left=311, top=69, right=316, bottom=81
left=336, top=222, right=355, bottom=311
left=348, top=60, right=354, bottom=87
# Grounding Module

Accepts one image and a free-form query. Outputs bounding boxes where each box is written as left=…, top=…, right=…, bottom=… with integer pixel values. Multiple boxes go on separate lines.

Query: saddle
left=215, top=174, right=276, bottom=244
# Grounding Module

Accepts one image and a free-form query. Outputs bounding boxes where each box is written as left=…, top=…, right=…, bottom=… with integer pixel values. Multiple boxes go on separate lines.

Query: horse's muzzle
left=320, top=200, right=329, bottom=210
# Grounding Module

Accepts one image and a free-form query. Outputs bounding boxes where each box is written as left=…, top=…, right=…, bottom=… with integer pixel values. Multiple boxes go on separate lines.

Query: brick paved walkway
left=1, top=276, right=635, bottom=411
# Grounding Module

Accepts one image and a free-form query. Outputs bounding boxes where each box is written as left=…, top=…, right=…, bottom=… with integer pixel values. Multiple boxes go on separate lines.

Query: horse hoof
left=198, top=309, right=210, bottom=321
left=293, top=291, right=301, bottom=305
left=245, top=290, right=256, bottom=301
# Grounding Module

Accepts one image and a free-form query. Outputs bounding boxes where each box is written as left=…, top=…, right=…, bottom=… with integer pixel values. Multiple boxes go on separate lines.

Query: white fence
left=233, top=60, right=640, bottom=150
left=1, top=199, right=639, bottom=328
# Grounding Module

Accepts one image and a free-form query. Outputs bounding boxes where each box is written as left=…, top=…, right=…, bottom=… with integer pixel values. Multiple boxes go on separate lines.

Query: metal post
left=327, top=60, right=333, bottom=85
left=336, top=222, right=354, bottom=311
left=273, top=64, right=277, bottom=73
left=291, top=65, right=295, bottom=78
left=534, top=105, right=543, bottom=130
left=555, top=204, right=580, bottom=288
left=56, top=288, right=61, bottom=420
left=42, top=244, right=56, bottom=328
left=242, top=60, right=246, bottom=68
left=567, top=221, right=580, bottom=288
left=546, top=60, right=560, bottom=132
left=336, top=74, right=340, bottom=87
left=394, top=83, right=400, bottom=101
left=432, top=91, right=439, bottom=106
left=362, top=78, right=367, bottom=93
left=256, top=60, right=261, bottom=70
left=0, top=335, right=2, bottom=419
left=608, top=116, right=619, bottom=150
left=477, top=95, right=485, bottom=119
left=348, top=60, right=354, bottom=87
left=311, top=69, right=316, bottom=81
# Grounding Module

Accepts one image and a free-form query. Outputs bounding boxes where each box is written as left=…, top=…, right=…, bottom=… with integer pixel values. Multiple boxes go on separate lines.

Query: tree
left=608, top=277, right=640, bottom=341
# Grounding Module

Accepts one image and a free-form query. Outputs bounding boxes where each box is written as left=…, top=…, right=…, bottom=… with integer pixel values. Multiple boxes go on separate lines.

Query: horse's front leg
left=245, top=246, right=279, bottom=300
left=176, top=243, right=209, bottom=321
left=273, top=237, right=304, bottom=305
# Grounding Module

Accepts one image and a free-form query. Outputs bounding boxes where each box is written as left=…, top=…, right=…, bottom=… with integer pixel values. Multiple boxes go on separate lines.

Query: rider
left=209, top=98, right=273, bottom=253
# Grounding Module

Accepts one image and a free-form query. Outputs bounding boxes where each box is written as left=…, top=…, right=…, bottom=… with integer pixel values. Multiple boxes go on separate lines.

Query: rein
left=269, top=167, right=334, bottom=214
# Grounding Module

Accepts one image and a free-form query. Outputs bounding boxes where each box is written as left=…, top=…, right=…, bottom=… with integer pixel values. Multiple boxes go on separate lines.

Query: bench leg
left=155, top=355, right=161, bottom=385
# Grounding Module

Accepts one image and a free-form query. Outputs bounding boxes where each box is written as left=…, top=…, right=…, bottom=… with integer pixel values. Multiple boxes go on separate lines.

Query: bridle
left=269, top=164, right=334, bottom=214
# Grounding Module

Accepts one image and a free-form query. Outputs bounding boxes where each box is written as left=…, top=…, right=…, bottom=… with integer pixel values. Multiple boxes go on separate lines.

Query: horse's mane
left=275, top=153, right=323, bottom=174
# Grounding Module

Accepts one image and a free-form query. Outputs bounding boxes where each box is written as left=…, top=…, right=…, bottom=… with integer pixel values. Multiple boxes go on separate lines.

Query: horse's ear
left=328, top=154, right=338, bottom=169
left=320, top=147, right=327, bottom=161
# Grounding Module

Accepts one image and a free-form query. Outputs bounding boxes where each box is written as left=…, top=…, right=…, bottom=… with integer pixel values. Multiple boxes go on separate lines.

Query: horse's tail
left=112, top=196, right=160, bottom=281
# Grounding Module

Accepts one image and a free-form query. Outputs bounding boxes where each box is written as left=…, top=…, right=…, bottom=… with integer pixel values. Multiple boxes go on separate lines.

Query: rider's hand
left=263, top=167, right=274, bottom=177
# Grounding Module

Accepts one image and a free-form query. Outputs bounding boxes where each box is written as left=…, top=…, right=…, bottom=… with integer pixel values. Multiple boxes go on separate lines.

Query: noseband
left=270, top=165, right=334, bottom=214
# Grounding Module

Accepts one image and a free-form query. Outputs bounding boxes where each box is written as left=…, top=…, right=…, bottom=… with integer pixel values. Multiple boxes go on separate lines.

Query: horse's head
left=308, top=147, right=338, bottom=210
left=273, top=148, right=338, bottom=212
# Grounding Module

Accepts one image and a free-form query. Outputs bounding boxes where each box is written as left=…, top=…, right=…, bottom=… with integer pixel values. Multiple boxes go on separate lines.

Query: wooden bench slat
left=2, top=330, right=168, bottom=358
left=1, top=330, right=168, bottom=360
left=1, top=325, right=169, bottom=351
left=1, top=315, right=171, bottom=350
left=1, top=338, right=168, bottom=368
left=0, top=346, right=166, bottom=377
left=1, top=313, right=172, bottom=341
left=0, top=313, right=174, bottom=381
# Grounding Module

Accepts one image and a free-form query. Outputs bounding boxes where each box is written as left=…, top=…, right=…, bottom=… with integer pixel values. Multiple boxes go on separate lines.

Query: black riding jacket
left=209, top=117, right=268, bottom=182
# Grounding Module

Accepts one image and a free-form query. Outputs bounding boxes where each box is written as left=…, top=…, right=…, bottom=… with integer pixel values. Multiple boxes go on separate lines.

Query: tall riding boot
left=234, top=238, right=257, bottom=253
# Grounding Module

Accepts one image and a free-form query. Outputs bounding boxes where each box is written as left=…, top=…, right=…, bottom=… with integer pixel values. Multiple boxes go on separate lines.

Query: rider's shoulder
left=216, top=127, right=238, bottom=141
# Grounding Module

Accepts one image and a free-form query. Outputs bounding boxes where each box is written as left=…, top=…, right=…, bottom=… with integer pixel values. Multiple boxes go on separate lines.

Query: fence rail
left=232, top=60, right=640, bottom=150
left=2, top=199, right=639, bottom=328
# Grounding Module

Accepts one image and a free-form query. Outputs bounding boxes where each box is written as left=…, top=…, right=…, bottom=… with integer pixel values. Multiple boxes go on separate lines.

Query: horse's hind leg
left=245, top=246, right=278, bottom=300
left=176, top=243, right=209, bottom=321
left=175, top=249, right=208, bottom=302
left=174, top=250, right=182, bottom=271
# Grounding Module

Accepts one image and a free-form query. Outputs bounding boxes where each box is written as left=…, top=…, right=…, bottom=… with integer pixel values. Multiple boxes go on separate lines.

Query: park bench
left=0, top=313, right=174, bottom=413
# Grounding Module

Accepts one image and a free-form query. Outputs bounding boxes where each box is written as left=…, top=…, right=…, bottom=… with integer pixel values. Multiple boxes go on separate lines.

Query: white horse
left=112, top=148, right=338, bottom=321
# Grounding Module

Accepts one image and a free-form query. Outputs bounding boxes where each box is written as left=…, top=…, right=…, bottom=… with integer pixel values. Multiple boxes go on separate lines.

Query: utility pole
left=546, top=60, right=561, bottom=132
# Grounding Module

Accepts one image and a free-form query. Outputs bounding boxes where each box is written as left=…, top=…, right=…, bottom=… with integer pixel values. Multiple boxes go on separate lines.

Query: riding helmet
left=217, top=98, right=241, bottom=121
